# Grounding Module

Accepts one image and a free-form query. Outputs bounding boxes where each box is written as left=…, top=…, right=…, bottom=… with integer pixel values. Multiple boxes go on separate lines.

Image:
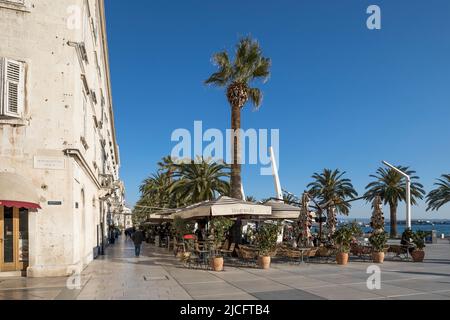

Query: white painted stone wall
left=0, top=0, right=122, bottom=277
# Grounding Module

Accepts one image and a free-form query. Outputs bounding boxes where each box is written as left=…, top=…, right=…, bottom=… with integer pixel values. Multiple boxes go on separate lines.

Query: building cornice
left=98, top=0, right=120, bottom=168
left=64, top=148, right=101, bottom=189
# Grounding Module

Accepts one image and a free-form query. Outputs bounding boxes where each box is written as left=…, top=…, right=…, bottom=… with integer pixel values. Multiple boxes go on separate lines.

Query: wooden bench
left=387, top=244, right=411, bottom=260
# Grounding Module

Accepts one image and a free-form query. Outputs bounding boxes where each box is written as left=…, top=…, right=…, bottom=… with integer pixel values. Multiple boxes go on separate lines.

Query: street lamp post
left=382, top=161, right=412, bottom=229
left=269, top=146, right=283, bottom=202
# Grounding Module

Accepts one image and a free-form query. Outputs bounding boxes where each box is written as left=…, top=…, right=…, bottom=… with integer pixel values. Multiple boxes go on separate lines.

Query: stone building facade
left=0, top=0, right=123, bottom=277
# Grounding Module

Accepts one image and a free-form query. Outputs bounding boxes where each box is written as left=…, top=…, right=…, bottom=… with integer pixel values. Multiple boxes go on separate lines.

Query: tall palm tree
left=205, top=36, right=271, bottom=199
left=426, top=174, right=450, bottom=211
left=364, top=166, right=425, bottom=238
left=139, top=171, right=174, bottom=209
left=283, top=191, right=300, bottom=206
left=307, top=169, right=358, bottom=215
left=170, top=158, right=231, bottom=205
left=157, top=155, right=177, bottom=175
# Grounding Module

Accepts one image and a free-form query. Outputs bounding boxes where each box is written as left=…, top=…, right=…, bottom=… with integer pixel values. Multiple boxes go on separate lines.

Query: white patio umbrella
left=144, top=213, right=174, bottom=223
left=172, top=196, right=272, bottom=220
left=260, top=200, right=301, bottom=220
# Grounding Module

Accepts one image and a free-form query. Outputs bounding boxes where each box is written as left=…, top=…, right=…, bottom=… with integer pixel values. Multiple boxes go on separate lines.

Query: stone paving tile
left=433, top=290, right=450, bottom=298
left=244, top=269, right=296, bottom=278
left=385, top=278, right=450, bottom=292
left=343, top=282, right=424, bottom=298
left=229, top=279, right=292, bottom=293
left=0, top=288, right=62, bottom=300
left=211, top=270, right=265, bottom=282
left=273, top=276, right=337, bottom=289
left=391, top=293, right=450, bottom=300
left=181, top=281, right=244, bottom=297
left=251, top=289, right=325, bottom=300
left=194, top=292, right=258, bottom=300
left=305, top=274, right=367, bottom=285
left=302, top=285, right=384, bottom=300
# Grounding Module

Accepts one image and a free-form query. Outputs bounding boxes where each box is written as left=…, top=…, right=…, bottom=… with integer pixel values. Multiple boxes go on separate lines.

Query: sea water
left=311, top=220, right=450, bottom=237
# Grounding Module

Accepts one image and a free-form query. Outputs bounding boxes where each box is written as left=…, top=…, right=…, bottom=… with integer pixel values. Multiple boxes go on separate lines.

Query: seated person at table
left=401, top=229, right=415, bottom=255
left=195, top=222, right=206, bottom=241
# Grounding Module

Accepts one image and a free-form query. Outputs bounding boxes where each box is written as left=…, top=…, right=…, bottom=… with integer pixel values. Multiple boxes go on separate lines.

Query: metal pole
left=406, top=178, right=411, bottom=229
left=270, top=146, right=283, bottom=202
left=382, top=161, right=412, bottom=230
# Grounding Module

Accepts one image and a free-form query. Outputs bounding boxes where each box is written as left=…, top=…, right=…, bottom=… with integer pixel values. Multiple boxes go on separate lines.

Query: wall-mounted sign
left=34, top=156, right=65, bottom=170
left=48, top=201, right=63, bottom=206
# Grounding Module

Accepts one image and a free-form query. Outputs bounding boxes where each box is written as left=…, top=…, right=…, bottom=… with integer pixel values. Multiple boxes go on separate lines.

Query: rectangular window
left=90, top=17, right=98, bottom=46
left=94, top=52, right=101, bottom=78
left=79, top=43, right=89, bottom=64
left=90, top=89, right=97, bottom=105
left=0, top=57, right=25, bottom=118
left=80, top=90, right=89, bottom=150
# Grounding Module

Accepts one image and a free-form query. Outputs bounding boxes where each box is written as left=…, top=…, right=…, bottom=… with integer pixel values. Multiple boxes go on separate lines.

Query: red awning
left=0, top=200, right=41, bottom=210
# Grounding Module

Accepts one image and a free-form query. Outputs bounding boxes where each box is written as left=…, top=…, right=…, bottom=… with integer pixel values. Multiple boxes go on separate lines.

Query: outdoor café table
left=297, top=248, right=310, bottom=264
left=194, top=242, right=210, bottom=266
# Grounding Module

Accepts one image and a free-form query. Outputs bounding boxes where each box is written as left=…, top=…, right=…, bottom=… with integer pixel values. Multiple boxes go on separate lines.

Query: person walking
left=131, top=227, right=144, bottom=257
left=109, top=227, right=115, bottom=245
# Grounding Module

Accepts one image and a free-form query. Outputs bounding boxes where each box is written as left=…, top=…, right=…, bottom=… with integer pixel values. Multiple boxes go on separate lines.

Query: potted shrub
left=210, top=217, right=234, bottom=271
left=411, top=230, right=426, bottom=262
left=333, top=223, right=361, bottom=265
left=172, top=216, right=195, bottom=259
left=255, top=223, right=280, bottom=269
left=369, top=231, right=388, bottom=263
left=369, top=196, right=387, bottom=263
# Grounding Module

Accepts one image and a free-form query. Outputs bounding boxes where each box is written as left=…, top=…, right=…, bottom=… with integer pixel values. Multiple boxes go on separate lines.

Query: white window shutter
left=4, top=59, right=24, bottom=118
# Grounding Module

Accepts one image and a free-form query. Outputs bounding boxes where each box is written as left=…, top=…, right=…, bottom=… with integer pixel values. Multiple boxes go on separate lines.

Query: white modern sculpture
left=382, top=161, right=412, bottom=229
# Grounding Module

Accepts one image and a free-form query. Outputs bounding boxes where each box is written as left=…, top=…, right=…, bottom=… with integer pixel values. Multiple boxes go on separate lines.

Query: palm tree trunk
left=230, top=103, right=242, bottom=199
left=389, top=203, right=398, bottom=238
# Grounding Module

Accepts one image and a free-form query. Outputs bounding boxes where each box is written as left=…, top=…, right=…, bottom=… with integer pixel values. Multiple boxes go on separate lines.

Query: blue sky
left=105, top=0, right=450, bottom=219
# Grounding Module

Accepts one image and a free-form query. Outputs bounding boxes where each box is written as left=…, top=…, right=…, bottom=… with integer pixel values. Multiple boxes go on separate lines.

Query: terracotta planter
left=411, top=250, right=425, bottom=262
left=179, top=252, right=190, bottom=262
left=336, top=252, right=349, bottom=265
left=258, top=256, right=271, bottom=269
left=212, top=257, right=224, bottom=271
left=372, top=252, right=385, bottom=263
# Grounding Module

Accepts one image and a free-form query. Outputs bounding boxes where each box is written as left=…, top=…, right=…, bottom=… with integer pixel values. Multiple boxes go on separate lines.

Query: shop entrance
left=0, top=206, right=29, bottom=272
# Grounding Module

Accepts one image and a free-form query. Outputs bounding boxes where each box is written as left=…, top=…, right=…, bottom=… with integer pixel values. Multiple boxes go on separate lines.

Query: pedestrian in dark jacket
left=109, top=228, right=115, bottom=244
left=131, top=227, right=144, bottom=257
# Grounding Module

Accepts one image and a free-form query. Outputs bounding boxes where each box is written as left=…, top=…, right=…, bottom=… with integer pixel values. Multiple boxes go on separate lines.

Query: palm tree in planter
left=426, top=174, right=450, bottom=211
left=255, top=223, right=281, bottom=269
left=210, top=217, right=234, bottom=271
left=364, top=166, right=425, bottom=238
left=333, top=222, right=362, bottom=265
left=205, top=36, right=271, bottom=199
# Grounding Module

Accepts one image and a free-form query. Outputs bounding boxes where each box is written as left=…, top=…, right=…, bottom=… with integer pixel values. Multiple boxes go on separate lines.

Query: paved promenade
left=1, top=237, right=450, bottom=300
